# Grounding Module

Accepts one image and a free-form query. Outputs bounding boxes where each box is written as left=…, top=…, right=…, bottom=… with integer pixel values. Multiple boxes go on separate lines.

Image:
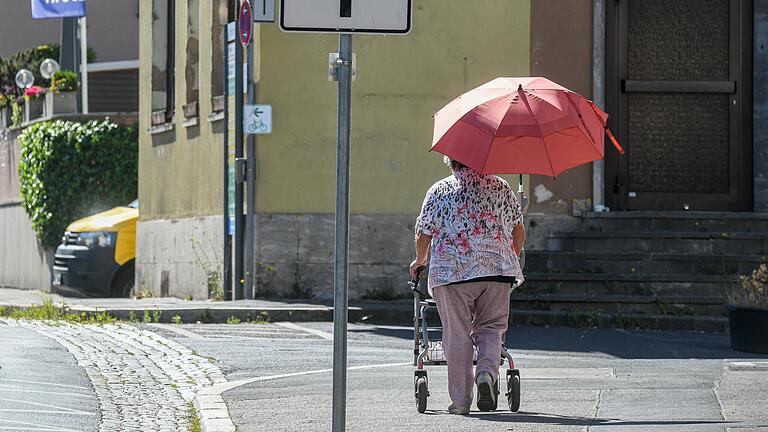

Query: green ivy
left=17, top=120, right=138, bottom=248
left=11, top=103, right=22, bottom=127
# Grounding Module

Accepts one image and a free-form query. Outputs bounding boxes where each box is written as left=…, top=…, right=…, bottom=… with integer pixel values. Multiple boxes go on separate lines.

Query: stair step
left=519, top=272, right=733, bottom=298
left=510, top=292, right=726, bottom=317
left=546, top=232, right=768, bottom=254
left=582, top=211, right=768, bottom=234
left=525, top=251, right=764, bottom=275
left=524, top=272, right=737, bottom=282
left=508, top=309, right=728, bottom=333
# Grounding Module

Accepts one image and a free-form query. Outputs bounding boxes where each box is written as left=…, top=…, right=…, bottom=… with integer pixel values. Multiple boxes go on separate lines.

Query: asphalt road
left=0, top=321, right=99, bottom=432
left=149, top=322, right=768, bottom=432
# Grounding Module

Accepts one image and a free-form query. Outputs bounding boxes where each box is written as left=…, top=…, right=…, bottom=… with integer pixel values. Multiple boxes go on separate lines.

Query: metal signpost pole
left=245, top=35, right=256, bottom=300
left=223, top=17, right=232, bottom=301
left=331, top=33, right=353, bottom=432
left=234, top=2, right=245, bottom=300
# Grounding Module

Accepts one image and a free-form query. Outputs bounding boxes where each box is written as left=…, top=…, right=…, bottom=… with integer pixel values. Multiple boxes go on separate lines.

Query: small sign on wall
left=244, top=104, right=272, bottom=134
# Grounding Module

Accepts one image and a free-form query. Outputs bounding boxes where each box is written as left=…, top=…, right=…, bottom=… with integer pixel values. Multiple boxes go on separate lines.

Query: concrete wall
left=136, top=215, right=223, bottom=300
left=0, top=1, right=139, bottom=62
left=0, top=128, right=52, bottom=291
left=0, top=204, right=53, bottom=291
left=528, top=0, right=594, bottom=216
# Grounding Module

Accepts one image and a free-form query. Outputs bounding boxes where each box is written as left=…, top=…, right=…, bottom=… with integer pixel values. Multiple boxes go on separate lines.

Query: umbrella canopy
left=431, top=77, right=624, bottom=177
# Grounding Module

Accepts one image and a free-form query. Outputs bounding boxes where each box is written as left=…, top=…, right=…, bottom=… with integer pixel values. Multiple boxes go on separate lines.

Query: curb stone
left=193, top=394, right=236, bottom=432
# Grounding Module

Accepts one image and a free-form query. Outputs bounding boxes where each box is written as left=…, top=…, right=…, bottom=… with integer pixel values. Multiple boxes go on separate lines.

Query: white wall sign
left=280, top=0, right=411, bottom=34
left=244, top=104, right=272, bottom=134
left=253, top=0, right=276, bottom=22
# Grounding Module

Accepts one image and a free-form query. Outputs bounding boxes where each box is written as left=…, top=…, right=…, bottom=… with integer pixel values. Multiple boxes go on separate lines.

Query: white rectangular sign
left=244, top=104, right=273, bottom=134
left=253, top=0, right=276, bottom=22
left=280, top=0, right=411, bottom=34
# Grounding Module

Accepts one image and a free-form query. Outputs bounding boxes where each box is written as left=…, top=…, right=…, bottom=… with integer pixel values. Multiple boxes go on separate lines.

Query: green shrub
left=11, top=102, right=22, bottom=127
left=50, top=70, right=78, bottom=93
left=17, top=120, right=138, bottom=248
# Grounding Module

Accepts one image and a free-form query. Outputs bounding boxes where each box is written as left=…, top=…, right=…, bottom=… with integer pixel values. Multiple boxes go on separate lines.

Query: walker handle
left=409, top=266, right=426, bottom=286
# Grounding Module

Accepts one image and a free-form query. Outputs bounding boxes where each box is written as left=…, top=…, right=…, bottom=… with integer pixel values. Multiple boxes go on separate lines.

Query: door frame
left=604, top=0, right=753, bottom=211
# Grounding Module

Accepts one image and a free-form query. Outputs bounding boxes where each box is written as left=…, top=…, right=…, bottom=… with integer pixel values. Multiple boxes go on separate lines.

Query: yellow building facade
left=137, top=0, right=535, bottom=299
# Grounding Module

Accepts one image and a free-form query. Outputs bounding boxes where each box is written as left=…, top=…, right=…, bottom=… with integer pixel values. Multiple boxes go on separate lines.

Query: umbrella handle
left=604, top=127, right=625, bottom=155
left=588, top=101, right=625, bottom=155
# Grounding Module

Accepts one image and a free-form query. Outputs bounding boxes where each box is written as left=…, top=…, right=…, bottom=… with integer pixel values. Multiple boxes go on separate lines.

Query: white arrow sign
left=280, top=0, right=412, bottom=34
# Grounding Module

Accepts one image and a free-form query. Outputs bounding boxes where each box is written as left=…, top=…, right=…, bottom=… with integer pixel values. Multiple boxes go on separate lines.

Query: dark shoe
left=447, top=403, right=470, bottom=415
left=475, top=371, right=497, bottom=411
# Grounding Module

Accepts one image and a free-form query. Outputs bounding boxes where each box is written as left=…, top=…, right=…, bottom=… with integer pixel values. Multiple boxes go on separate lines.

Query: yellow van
left=52, top=200, right=138, bottom=297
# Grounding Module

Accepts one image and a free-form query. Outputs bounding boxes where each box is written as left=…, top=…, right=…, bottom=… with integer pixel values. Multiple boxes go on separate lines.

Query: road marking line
left=200, top=361, right=411, bottom=396
left=275, top=322, right=334, bottom=340
left=0, top=418, right=82, bottom=432
left=146, top=323, right=204, bottom=339
left=0, top=409, right=95, bottom=415
left=0, top=386, right=96, bottom=399
left=0, top=379, right=90, bottom=392
left=0, top=398, right=94, bottom=415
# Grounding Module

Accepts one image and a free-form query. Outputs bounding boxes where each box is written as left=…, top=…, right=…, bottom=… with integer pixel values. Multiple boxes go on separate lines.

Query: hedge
left=18, top=120, right=138, bottom=248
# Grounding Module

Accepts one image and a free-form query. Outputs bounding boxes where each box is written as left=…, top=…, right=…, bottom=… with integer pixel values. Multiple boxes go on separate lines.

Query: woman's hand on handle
left=409, top=260, right=426, bottom=281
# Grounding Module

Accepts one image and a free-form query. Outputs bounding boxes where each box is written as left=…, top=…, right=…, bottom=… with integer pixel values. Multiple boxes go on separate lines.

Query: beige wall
left=0, top=1, right=139, bottom=62
left=139, top=0, right=531, bottom=221
left=256, top=1, right=531, bottom=215
left=528, top=0, right=593, bottom=215
left=139, top=0, right=223, bottom=221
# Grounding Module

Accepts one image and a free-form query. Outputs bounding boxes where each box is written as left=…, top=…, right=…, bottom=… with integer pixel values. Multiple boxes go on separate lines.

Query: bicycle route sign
left=280, top=0, right=412, bottom=34
left=244, top=104, right=272, bottom=134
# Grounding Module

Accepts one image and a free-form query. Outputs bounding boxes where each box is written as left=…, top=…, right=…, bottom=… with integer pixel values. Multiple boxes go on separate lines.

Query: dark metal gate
left=605, top=0, right=752, bottom=211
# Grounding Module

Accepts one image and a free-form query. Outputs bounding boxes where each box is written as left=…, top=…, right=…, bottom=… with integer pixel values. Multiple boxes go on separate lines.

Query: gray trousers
left=433, top=281, right=511, bottom=408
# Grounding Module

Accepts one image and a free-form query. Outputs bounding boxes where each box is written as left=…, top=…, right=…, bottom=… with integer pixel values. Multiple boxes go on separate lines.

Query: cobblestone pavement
left=2, top=319, right=226, bottom=432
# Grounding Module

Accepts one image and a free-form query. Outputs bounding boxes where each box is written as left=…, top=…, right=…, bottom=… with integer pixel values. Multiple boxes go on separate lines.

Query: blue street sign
left=31, top=0, right=86, bottom=19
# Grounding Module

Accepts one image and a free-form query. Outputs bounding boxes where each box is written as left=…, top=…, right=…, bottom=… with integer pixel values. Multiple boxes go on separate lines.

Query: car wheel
left=111, top=264, right=135, bottom=298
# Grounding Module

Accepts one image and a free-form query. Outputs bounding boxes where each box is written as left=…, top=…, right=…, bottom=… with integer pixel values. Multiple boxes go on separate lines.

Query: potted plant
left=46, top=70, right=78, bottom=116
left=24, top=85, right=45, bottom=122
left=728, top=263, right=768, bottom=353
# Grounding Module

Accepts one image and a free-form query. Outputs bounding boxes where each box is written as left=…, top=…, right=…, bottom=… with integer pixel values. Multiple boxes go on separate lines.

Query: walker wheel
left=506, top=369, right=521, bottom=412
left=415, top=377, right=428, bottom=413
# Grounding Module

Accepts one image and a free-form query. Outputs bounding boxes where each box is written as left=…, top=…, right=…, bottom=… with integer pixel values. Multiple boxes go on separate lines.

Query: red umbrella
left=431, top=77, right=624, bottom=177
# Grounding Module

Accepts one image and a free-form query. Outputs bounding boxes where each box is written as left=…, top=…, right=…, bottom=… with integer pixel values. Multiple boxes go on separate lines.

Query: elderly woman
left=410, top=157, right=525, bottom=415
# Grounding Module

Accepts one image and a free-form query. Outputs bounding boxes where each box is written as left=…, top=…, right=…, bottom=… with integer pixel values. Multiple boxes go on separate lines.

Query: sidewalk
left=152, top=321, right=768, bottom=432
left=0, top=287, right=414, bottom=324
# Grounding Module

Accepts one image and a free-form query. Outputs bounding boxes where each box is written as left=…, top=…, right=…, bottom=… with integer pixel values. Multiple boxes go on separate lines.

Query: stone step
left=508, top=309, right=728, bottom=333
left=510, top=292, right=727, bottom=317
left=525, top=251, right=764, bottom=276
left=582, top=211, right=768, bottom=233
left=547, top=231, right=768, bottom=254
left=521, top=272, right=735, bottom=298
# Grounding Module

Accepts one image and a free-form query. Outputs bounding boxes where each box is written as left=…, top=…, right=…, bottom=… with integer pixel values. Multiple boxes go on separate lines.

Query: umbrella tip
left=518, top=84, right=523, bottom=91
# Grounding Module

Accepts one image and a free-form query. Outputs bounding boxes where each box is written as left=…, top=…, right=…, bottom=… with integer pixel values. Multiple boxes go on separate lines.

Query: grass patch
left=226, top=316, right=241, bottom=325
left=188, top=402, right=202, bottom=432
left=0, top=298, right=116, bottom=324
left=246, top=311, right=270, bottom=324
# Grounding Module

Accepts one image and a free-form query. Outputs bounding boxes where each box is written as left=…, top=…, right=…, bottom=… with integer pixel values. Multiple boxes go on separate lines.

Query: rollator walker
left=409, top=268, right=521, bottom=413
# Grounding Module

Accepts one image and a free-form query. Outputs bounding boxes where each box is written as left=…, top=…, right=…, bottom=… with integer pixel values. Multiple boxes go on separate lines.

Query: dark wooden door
left=605, top=0, right=752, bottom=211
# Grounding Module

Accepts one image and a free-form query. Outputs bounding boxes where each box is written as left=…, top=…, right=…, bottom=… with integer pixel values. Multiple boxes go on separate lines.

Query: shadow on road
left=348, top=325, right=768, bottom=360
left=471, top=411, right=734, bottom=427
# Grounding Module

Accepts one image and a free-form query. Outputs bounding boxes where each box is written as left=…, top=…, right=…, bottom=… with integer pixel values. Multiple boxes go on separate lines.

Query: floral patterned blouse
left=415, top=167, right=524, bottom=294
